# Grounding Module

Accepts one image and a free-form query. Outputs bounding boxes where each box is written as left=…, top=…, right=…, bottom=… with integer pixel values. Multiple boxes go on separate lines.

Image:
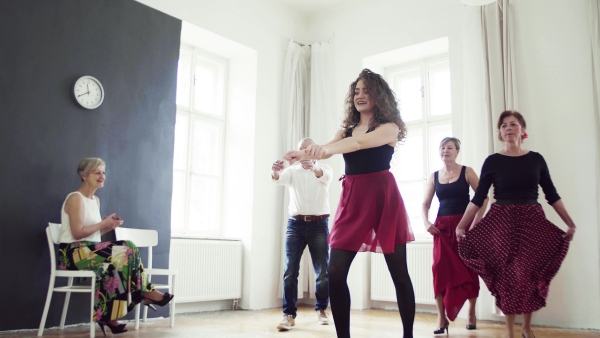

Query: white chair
left=38, top=223, right=97, bottom=337
left=114, top=227, right=178, bottom=329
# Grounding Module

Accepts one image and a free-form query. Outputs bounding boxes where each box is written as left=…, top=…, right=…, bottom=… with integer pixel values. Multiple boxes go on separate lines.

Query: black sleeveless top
left=434, top=166, right=470, bottom=216
left=342, top=128, right=394, bottom=175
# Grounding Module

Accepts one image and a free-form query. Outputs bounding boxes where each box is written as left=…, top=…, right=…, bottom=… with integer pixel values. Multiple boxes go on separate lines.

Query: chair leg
left=143, top=301, right=148, bottom=322
left=134, top=303, right=140, bottom=330
left=60, top=277, right=74, bottom=329
left=170, top=275, right=176, bottom=328
left=90, top=276, right=96, bottom=338
left=37, top=276, right=56, bottom=336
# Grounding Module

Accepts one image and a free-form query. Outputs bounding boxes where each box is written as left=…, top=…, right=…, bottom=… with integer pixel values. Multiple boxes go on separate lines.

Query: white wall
left=511, top=0, right=600, bottom=329
left=136, top=0, right=308, bottom=310
left=309, top=0, right=600, bottom=330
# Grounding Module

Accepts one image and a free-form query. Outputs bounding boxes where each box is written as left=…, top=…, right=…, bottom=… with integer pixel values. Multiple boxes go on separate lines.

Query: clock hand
left=77, top=92, right=89, bottom=97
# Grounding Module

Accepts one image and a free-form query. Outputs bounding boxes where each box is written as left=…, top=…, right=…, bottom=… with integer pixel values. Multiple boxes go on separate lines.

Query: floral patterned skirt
left=58, top=240, right=155, bottom=322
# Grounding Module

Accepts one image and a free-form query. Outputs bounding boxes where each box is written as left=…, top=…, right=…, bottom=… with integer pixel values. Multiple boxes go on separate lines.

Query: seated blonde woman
left=58, top=157, right=173, bottom=335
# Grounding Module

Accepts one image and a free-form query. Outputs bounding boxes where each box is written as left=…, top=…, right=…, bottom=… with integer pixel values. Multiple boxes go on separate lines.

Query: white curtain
left=276, top=40, right=335, bottom=302
left=589, top=0, right=600, bottom=289
left=460, top=0, right=517, bottom=319
left=304, top=41, right=335, bottom=298
left=280, top=40, right=309, bottom=153
left=308, top=42, right=335, bottom=144
left=461, top=0, right=517, bottom=169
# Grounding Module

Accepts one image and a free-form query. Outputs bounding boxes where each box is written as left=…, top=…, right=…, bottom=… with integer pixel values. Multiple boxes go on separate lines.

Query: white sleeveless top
left=59, top=191, right=102, bottom=243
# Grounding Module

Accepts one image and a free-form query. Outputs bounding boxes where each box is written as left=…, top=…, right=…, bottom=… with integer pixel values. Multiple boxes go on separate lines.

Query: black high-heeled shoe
left=143, top=292, right=174, bottom=311
left=433, top=320, right=449, bottom=335
left=97, top=321, right=127, bottom=336
left=466, top=314, right=476, bottom=329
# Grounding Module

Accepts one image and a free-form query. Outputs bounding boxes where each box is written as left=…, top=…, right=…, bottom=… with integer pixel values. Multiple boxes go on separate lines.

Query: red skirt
left=329, top=170, right=414, bottom=253
left=432, top=214, right=480, bottom=321
left=458, top=204, right=570, bottom=314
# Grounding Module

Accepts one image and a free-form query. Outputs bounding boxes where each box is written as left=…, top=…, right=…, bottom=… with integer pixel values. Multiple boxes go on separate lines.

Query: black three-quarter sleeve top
left=471, top=151, right=561, bottom=207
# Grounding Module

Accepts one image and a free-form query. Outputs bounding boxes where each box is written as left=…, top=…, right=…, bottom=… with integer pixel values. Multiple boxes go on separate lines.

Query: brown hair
left=341, top=69, right=407, bottom=142
left=497, top=110, right=527, bottom=141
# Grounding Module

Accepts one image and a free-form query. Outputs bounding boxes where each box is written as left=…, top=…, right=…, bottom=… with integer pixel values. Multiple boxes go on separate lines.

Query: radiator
left=370, top=242, right=435, bottom=305
left=170, top=238, right=242, bottom=303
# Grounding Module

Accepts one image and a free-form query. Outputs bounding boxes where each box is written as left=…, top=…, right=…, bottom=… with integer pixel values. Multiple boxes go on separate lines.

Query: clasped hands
left=283, top=144, right=327, bottom=164
left=102, top=213, right=124, bottom=230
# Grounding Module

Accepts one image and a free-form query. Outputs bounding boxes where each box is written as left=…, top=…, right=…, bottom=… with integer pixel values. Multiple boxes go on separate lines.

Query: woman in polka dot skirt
left=454, top=111, right=576, bottom=338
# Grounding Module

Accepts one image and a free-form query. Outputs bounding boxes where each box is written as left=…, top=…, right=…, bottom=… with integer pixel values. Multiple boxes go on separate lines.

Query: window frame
left=172, top=43, right=229, bottom=237
left=386, top=55, right=452, bottom=241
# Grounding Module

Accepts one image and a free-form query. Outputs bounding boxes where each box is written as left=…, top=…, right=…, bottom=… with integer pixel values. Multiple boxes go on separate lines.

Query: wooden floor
left=7, top=306, right=600, bottom=337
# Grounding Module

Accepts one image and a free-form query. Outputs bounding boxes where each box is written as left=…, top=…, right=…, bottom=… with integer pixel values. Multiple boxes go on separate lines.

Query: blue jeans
left=282, top=217, right=330, bottom=316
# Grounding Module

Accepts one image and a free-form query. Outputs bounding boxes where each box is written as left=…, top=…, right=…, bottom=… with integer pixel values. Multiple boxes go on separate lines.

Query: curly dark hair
left=341, top=69, right=407, bottom=142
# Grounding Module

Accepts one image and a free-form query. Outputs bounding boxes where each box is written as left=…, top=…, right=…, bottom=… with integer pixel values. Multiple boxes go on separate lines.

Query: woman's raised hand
left=305, top=144, right=327, bottom=159
left=283, top=150, right=305, bottom=164
left=284, top=144, right=327, bottom=164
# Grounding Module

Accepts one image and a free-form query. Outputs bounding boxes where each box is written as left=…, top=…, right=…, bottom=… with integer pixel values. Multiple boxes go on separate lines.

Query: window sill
left=170, top=234, right=242, bottom=241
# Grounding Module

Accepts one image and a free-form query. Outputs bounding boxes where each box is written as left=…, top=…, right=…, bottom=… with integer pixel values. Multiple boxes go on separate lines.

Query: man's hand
left=300, top=160, right=314, bottom=170
left=272, top=160, right=284, bottom=180
left=272, top=160, right=284, bottom=172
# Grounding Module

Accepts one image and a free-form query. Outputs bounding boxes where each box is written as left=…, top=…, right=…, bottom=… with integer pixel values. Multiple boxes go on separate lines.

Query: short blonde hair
left=77, top=157, right=105, bottom=182
left=439, top=137, right=461, bottom=151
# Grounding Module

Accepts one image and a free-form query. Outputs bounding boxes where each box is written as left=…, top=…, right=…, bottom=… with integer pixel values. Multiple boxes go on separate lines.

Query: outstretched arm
left=284, top=123, right=398, bottom=162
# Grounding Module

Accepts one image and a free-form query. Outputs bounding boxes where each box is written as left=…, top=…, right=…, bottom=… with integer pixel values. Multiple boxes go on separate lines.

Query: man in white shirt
left=272, top=137, right=333, bottom=331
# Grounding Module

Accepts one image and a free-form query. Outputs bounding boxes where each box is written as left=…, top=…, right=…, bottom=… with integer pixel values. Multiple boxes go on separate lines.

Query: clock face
left=73, top=76, right=104, bottom=109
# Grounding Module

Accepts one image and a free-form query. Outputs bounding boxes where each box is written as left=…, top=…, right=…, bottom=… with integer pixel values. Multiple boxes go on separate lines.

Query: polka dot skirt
left=458, top=203, right=570, bottom=314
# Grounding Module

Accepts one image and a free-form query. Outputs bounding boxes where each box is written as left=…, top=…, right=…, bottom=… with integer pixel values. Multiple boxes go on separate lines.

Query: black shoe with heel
left=466, top=315, right=476, bottom=330
left=143, top=292, right=174, bottom=311
left=433, top=320, right=449, bottom=335
left=98, top=321, right=127, bottom=336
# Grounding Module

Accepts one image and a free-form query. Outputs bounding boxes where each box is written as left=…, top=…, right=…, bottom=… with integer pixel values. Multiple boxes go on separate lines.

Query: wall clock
left=73, top=75, right=104, bottom=109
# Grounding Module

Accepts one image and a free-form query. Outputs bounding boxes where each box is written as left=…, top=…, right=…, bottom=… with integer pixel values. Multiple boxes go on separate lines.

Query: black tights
left=329, top=245, right=415, bottom=338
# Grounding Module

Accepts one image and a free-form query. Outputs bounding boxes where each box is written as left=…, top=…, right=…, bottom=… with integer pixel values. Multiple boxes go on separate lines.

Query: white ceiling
left=276, top=0, right=349, bottom=14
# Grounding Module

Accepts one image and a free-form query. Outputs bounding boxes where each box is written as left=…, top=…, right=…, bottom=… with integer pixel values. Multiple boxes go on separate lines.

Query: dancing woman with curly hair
left=285, top=69, right=415, bottom=338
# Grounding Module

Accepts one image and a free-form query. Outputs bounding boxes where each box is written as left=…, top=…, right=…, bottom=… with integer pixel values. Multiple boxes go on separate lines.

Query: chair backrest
left=114, top=227, right=158, bottom=268
left=114, top=227, right=158, bottom=247
left=46, top=223, right=61, bottom=272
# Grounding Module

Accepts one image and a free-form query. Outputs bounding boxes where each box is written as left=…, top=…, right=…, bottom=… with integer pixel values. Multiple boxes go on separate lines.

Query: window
left=172, top=44, right=228, bottom=236
left=387, top=57, right=452, bottom=240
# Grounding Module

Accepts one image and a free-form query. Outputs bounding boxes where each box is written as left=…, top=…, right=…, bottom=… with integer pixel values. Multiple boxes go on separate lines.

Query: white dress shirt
left=273, top=162, right=333, bottom=216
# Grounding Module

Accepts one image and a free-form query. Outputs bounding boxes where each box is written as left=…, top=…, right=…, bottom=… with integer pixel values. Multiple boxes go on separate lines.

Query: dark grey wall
left=0, top=0, right=181, bottom=331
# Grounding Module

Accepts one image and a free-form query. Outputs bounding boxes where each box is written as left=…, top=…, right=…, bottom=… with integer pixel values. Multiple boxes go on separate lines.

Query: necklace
left=443, top=166, right=459, bottom=183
